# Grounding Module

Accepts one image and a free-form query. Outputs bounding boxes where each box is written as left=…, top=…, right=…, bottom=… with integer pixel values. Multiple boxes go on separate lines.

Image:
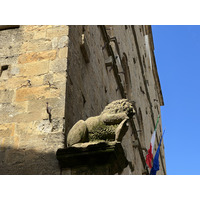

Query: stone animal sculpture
left=66, top=99, right=135, bottom=147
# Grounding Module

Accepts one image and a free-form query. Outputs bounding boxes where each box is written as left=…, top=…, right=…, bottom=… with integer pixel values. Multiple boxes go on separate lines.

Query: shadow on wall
left=0, top=146, right=60, bottom=175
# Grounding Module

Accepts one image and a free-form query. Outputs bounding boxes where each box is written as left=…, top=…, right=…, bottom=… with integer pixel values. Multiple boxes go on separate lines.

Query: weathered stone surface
left=21, top=39, right=52, bottom=53
left=0, top=123, right=15, bottom=137
left=0, top=102, right=28, bottom=123
left=64, top=25, right=165, bottom=175
left=10, top=66, right=20, bottom=76
left=66, top=99, right=135, bottom=147
left=100, top=113, right=128, bottom=125
left=58, top=47, right=68, bottom=59
left=0, top=25, right=68, bottom=175
left=0, top=76, right=28, bottom=90
left=18, top=60, right=49, bottom=77
left=13, top=111, right=43, bottom=123
left=56, top=141, right=128, bottom=174
left=0, top=89, right=14, bottom=103
left=15, top=85, right=60, bottom=102
left=58, top=36, right=69, bottom=48
left=115, top=119, right=129, bottom=141
left=18, top=50, right=57, bottom=64
left=49, top=58, right=67, bottom=73
left=85, top=116, right=100, bottom=132
left=80, top=34, right=90, bottom=63
left=67, top=120, right=88, bottom=146
left=23, top=25, right=53, bottom=32
left=33, top=31, right=46, bottom=40
left=46, top=26, right=69, bottom=38
left=52, top=37, right=58, bottom=49
left=36, top=119, right=52, bottom=133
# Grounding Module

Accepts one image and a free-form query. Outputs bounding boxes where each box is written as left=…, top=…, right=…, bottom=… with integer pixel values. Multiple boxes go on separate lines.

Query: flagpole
left=154, top=115, right=160, bottom=132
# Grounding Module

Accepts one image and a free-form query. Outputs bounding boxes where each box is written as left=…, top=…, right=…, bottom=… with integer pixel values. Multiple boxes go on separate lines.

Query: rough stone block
left=16, top=86, right=46, bottom=102
left=33, top=31, right=46, bottom=40
left=23, top=25, right=53, bottom=32
left=5, top=149, right=25, bottom=165
left=52, top=37, right=58, bottom=49
left=30, top=75, right=45, bottom=86
left=43, top=74, right=54, bottom=85
left=18, top=50, right=57, bottom=64
left=35, top=119, right=52, bottom=133
left=0, top=101, right=28, bottom=122
left=1, top=76, right=28, bottom=90
left=18, top=60, right=49, bottom=77
left=0, top=104, right=17, bottom=123
left=58, top=36, right=69, bottom=48
left=0, top=55, right=18, bottom=66
left=21, top=39, right=52, bottom=53
left=13, top=111, right=43, bottom=123
left=15, top=122, right=35, bottom=136
left=0, top=123, right=15, bottom=137
left=49, top=58, right=67, bottom=73
left=0, top=32, right=13, bottom=47
left=0, top=89, right=14, bottom=103
left=58, top=47, right=68, bottom=59
left=10, top=66, right=20, bottom=76
left=46, top=26, right=69, bottom=38
left=56, top=141, right=128, bottom=174
left=27, top=99, right=47, bottom=114
left=53, top=72, right=66, bottom=83
left=15, top=85, right=60, bottom=102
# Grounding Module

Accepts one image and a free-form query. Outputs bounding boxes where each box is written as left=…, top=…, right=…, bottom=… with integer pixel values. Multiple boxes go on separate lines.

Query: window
left=0, top=25, right=20, bottom=31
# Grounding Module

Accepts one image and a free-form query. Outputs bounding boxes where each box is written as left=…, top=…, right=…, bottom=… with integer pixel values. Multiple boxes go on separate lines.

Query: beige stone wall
left=0, top=25, right=69, bottom=174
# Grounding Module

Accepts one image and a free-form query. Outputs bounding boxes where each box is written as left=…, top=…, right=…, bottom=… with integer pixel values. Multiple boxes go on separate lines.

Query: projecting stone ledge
left=56, top=141, right=128, bottom=174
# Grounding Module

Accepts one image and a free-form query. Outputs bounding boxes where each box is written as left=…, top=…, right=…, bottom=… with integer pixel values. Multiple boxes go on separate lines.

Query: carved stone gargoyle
left=66, top=99, right=135, bottom=147
left=57, top=99, right=136, bottom=173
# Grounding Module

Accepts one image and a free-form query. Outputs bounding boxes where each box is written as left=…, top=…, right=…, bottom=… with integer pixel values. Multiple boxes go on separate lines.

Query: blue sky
left=152, top=25, right=200, bottom=175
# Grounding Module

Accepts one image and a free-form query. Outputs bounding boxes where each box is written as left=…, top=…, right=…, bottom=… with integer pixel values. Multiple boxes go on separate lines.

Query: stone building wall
left=0, top=25, right=69, bottom=174
left=63, top=25, right=166, bottom=175
left=0, top=25, right=166, bottom=175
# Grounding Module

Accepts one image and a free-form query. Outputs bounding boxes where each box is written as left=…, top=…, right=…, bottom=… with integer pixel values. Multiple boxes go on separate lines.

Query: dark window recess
left=0, top=25, right=20, bottom=31
left=142, top=26, right=145, bottom=36
left=104, top=86, right=107, bottom=93
left=80, top=34, right=90, bottom=63
left=145, top=107, right=148, bottom=115
left=142, top=56, right=146, bottom=68
left=81, top=92, right=86, bottom=106
left=121, top=53, right=132, bottom=99
left=140, top=86, right=145, bottom=94
left=0, top=65, right=9, bottom=79
left=138, top=108, right=145, bottom=149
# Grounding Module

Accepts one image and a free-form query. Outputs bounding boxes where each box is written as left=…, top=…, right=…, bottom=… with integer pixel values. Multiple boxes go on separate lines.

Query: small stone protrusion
left=46, top=102, right=52, bottom=123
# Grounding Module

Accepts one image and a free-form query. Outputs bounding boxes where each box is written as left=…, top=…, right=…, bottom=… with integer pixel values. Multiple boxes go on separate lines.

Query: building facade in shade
left=0, top=25, right=166, bottom=175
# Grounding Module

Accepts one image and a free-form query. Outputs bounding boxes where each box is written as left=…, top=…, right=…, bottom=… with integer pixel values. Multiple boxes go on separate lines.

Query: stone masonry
left=0, top=25, right=68, bottom=174
left=0, top=25, right=166, bottom=175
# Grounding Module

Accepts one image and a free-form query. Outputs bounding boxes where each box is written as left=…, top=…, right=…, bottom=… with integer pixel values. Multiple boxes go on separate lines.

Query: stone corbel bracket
left=56, top=141, right=128, bottom=174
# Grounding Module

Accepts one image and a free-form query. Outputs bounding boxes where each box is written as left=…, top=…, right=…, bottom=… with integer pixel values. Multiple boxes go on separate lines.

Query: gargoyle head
left=101, top=99, right=135, bottom=119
